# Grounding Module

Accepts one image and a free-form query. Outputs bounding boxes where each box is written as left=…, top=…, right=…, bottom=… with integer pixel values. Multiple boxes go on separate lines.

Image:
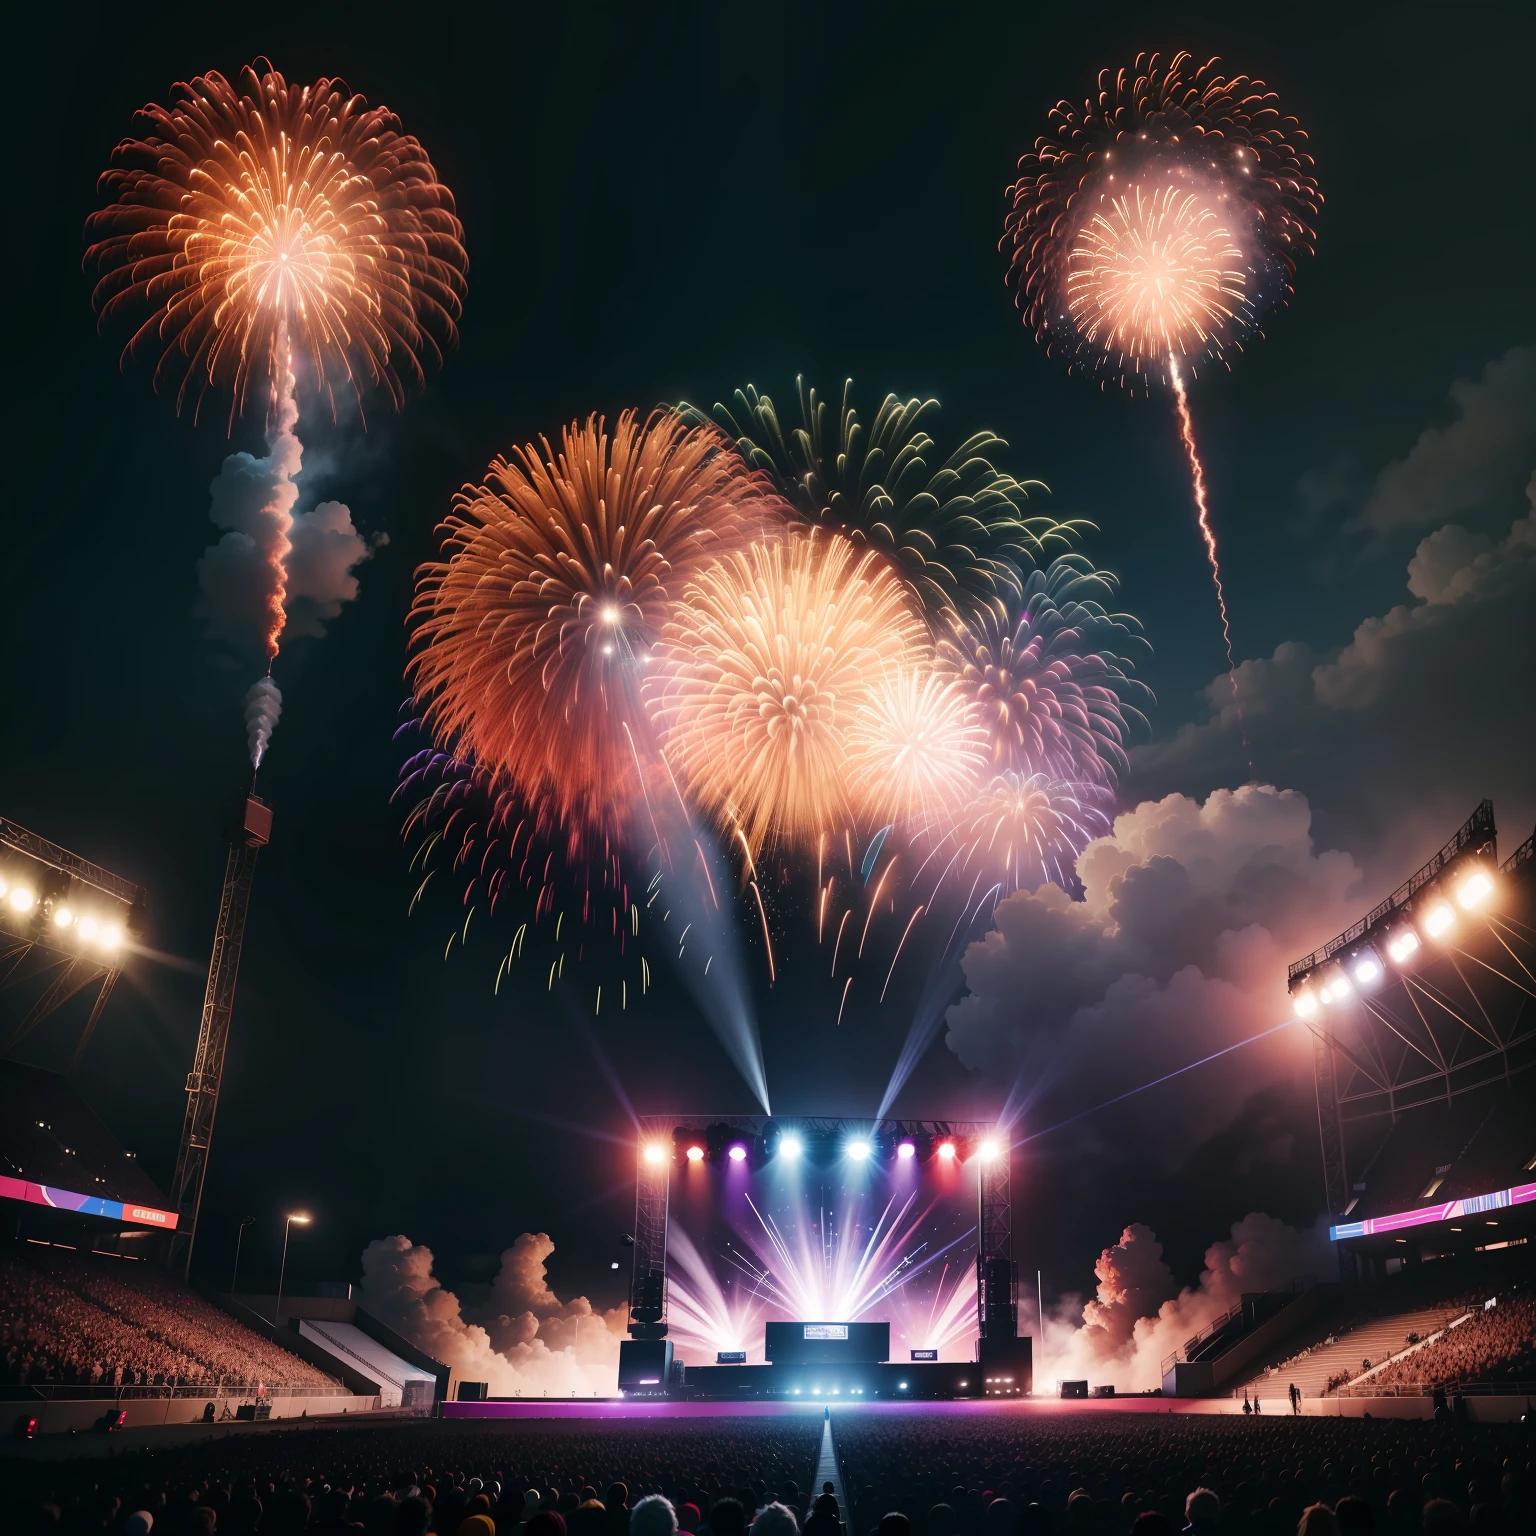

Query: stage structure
left=1288, top=802, right=1536, bottom=1279
left=168, top=794, right=272, bottom=1277
left=618, top=1117, right=1030, bottom=1399
left=0, top=816, right=145, bottom=1067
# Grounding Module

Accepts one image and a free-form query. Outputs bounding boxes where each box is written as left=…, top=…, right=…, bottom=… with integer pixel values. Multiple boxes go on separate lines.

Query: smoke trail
left=1169, top=356, right=1251, bottom=772
left=244, top=677, right=283, bottom=768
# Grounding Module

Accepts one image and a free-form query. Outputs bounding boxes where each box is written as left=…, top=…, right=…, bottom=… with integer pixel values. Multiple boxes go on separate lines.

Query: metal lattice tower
left=629, top=1117, right=673, bottom=1338
left=168, top=796, right=271, bottom=1277
left=1, top=817, right=145, bottom=1066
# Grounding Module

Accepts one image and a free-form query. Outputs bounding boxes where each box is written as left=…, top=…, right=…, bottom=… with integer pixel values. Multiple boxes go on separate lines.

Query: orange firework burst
left=86, top=61, right=468, bottom=423
left=647, top=528, right=928, bottom=856
left=1066, top=185, right=1249, bottom=373
left=409, top=411, right=775, bottom=856
left=845, top=670, right=988, bottom=829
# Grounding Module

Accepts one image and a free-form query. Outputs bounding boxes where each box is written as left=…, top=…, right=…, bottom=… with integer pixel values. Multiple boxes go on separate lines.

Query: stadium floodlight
left=686, top=1144, right=704, bottom=1163
left=779, top=1134, right=803, bottom=1160
left=76, top=916, right=99, bottom=941
left=100, top=925, right=124, bottom=950
left=1352, top=955, right=1382, bottom=987
left=846, top=1139, right=872, bottom=1161
left=643, top=1143, right=667, bottom=1166
left=896, top=1140, right=916, bottom=1159
left=1320, top=974, right=1352, bottom=1006
left=979, top=1138, right=1003, bottom=1162
left=53, top=906, right=74, bottom=928
left=936, top=1141, right=957, bottom=1162
left=727, top=1143, right=747, bottom=1163
left=1456, top=870, right=1494, bottom=910
left=1293, top=990, right=1318, bottom=1019
left=1386, top=929, right=1420, bottom=965
left=9, top=886, right=35, bottom=912
left=1424, top=901, right=1456, bottom=938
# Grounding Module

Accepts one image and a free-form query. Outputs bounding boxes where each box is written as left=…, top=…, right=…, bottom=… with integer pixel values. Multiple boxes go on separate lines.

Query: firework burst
left=706, top=379, right=1074, bottom=623
left=409, top=411, right=775, bottom=857
left=86, top=60, right=468, bottom=423
left=647, top=528, right=928, bottom=857
left=943, top=771, right=1110, bottom=898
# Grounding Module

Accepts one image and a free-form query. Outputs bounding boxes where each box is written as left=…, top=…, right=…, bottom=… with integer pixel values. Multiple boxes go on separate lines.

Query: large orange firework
left=647, top=528, right=928, bottom=857
left=86, top=61, right=468, bottom=422
left=1004, top=50, right=1319, bottom=387
left=409, top=411, right=774, bottom=856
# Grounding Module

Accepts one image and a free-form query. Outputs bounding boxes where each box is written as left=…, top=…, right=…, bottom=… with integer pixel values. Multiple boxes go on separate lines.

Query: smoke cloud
left=1038, top=1212, right=1333, bottom=1391
left=359, top=1232, right=627, bottom=1397
left=243, top=678, right=283, bottom=769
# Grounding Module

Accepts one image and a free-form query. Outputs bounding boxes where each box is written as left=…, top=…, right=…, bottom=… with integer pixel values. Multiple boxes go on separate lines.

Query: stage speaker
left=1059, top=1379, right=1088, bottom=1399
left=618, top=1338, right=674, bottom=1392
left=457, top=1381, right=488, bottom=1402
left=977, top=1332, right=1032, bottom=1395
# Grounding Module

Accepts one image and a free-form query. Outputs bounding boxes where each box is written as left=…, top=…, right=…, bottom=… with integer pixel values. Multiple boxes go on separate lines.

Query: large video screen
left=662, top=1127, right=982, bottom=1363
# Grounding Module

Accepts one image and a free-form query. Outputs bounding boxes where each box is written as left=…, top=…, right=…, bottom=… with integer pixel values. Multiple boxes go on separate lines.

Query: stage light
left=727, top=1143, right=747, bottom=1163
left=77, top=916, right=99, bottom=941
left=897, top=1140, right=916, bottom=1160
left=686, top=1144, right=704, bottom=1163
left=898, top=1381, right=908, bottom=1390
left=979, top=1139, right=1003, bottom=1162
left=779, top=1134, right=803, bottom=1160
left=1424, top=902, right=1455, bottom=938
left=9, top=886, right=35, bottom=912
left=936, top=1141, right=956, bottom=1162
left=643, top=1143, right=667, bottom=1165
left=1387, top=929, right=1420, bottom=965
left=846, top=1140, right=871, bottom=1161
left=1352, top=955, right=1381, bottom=987
left=1456, top=870, right=1493, bottom=910
left=100, top=925, right=124, bottom=951
left=1293, top=990, right=1318, bottom=1019
left=53, top=906, right=74, bottom=928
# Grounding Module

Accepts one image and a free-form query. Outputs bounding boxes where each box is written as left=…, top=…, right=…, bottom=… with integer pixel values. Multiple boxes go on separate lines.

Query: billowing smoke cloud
left=359, top=1233, right=627, bottom=1397
left=946, top=785, right=1363, bottom=1165
left=243, top=678, right=283, bottom=769
left=1039, top=1213, right=1332, bottom=1392
left=194, top=396, right=382, bottom=765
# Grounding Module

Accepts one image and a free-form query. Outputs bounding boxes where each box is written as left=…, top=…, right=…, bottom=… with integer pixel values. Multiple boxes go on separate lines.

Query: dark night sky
left=4, top=2, right=1533, bottom=1321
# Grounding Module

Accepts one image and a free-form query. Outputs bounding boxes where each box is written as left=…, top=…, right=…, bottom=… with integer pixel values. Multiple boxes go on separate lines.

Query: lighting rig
left=1287, top=800, right=1535, bottom=1229
left=0, top=817, right=146, bottom=1064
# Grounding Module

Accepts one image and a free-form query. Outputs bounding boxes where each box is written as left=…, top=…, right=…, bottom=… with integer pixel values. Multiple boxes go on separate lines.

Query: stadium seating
left=0, top=1243, right=338, bottom=1390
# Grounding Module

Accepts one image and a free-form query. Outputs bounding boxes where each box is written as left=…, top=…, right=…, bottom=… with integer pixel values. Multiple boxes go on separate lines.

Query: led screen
left=664, top=1137, right=979, bottom=1363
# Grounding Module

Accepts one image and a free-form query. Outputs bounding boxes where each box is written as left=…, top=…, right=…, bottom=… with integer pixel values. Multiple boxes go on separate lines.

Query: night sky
left=5, top=1, right=1533, bottom=1327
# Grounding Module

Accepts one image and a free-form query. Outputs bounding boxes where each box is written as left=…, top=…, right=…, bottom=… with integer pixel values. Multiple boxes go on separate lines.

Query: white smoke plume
left=1038, top=1212, right=1333, bottom=1392
left=359, top=1233, right=627, bottom=1398
left=243, top=678, right=283, bottom=769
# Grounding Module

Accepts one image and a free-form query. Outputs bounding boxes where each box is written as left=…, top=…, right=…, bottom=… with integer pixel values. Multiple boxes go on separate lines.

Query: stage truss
left=1289, top=802, right=1536, bottom=1222
left=629, top=1116, right=1010, bottom=1346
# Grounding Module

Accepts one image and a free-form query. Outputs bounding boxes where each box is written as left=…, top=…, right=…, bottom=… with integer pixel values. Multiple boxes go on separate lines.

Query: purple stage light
left=897, top=1140, right=916, bottom=1160
left=728, top=1143, right=748, bottom=1163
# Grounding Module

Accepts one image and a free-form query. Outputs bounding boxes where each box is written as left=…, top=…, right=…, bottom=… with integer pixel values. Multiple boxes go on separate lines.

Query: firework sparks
left=86, top=62, right=468, bottom=424
left=944, top=771, right=1110, bottom=898
left=647, top=527, right=928, bottom=856
left=705, top=379, right=1071, bottom=623
left=410, top=411, right=775, bottom=856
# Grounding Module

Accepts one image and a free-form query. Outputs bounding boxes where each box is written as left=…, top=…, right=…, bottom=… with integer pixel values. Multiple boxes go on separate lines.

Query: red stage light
left=936, top=1141, right=956, bottom=1162
left=686, top=1145, right=704, bottom=1162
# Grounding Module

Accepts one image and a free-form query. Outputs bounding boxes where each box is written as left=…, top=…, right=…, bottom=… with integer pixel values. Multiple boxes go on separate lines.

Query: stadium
left=6, top=13, right=1536, bottom=1536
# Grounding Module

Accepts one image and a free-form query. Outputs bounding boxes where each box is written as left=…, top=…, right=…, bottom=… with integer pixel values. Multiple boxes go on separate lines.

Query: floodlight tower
left=168, top=794, right=272, bottom=1278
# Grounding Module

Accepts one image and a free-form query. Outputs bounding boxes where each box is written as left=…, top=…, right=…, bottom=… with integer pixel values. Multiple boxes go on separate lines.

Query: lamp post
left=230, top=1215, right=255, bottom=1300
left=274, top=1212, right=311, bottom=1325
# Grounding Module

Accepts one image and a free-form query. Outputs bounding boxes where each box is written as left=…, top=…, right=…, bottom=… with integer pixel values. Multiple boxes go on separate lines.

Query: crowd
left=2, top=1412, right=1532, bottom=1536
left=1368, top=1291, right=1536, bottom=1392
left=0, top=1248, right=337, bottom=1391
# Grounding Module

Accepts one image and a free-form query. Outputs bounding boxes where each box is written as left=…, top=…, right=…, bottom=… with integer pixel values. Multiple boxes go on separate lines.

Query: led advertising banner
left=1329, top=1180, right=1536, bottom=1240
left=0, top=1174, right=178, bottom=1229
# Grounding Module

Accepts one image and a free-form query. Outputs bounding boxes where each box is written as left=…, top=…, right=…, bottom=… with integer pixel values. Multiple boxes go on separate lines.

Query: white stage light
left=779, top=1135, right=803, bottom=1160
left=686, top=1144, right=704, bottom=1162
left=1353, top=956, right=1381, bottom=986
left=1387, top=929, right=1420, bottom=964
left=100, top=925, right=124, bottom=950
left=897, top=1141, right=916, bottom=1159
left=9, top=886, right=35, bottom=912
left=643, top=1143, right=667, bottom=1165
left=979, top=1139, right=1003, bottom=1162
left=846, top=1140, right=871, bottom=1161
left=53, top=906, right=74, bottom=929
left=1293, top=990, right=1318, bottom=1019
left=1456, top=871, right=1493, bottom=910
left=77, top=916, right=99, bottom=941
left=1424, top=902, right=1455, bottom=938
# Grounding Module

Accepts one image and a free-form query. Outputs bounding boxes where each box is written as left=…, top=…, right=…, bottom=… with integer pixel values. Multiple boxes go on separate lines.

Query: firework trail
left=1003, top=52, right=1320, bottom=766
left=1170, top=357, right=1248, bottom=761
left=88, top=62, right=467, bottom=767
